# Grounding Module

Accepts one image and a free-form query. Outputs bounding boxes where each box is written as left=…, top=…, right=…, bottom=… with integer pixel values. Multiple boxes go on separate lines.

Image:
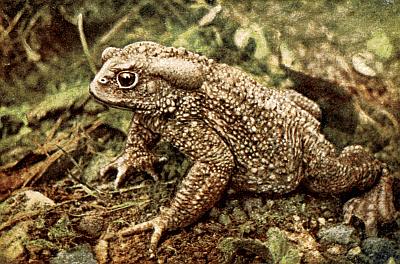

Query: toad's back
left=199, top=63, right=321, bottom=193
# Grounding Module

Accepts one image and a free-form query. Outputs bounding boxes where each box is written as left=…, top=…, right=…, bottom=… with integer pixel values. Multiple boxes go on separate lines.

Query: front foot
left=100, top=153, right=166, bottom=187
left=343, top=170, right=398, bottom=236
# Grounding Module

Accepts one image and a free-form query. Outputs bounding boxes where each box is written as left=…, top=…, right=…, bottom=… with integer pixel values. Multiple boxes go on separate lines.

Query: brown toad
left=89, top=41, right=397, bottom=256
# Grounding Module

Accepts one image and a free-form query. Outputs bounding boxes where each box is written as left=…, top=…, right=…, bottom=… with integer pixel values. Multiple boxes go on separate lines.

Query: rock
left=327, top=245, right=345, bottom=255
left=50, top=244, right=97, bottom=264
left=218, top=237, right=273, bottom=264
left=352, top=53, right=377, bottom=77
left=0, top=221, right=30, bottom=263
left=77, top=215, right=105, bottom=238
left=22, top=190, right=56, bottom=209
left=318, top=224, right=359, bottom=245
left=0, top=190, right=55, bottom=263
left=347, top=246, right=362, bottom=257
left=218, top=228, right=301, bottom=264
left=285, top=231, right=323, bottom=263
left=0, top=190, right=55, bottom=217
left=317, top=217, right=326, bottom=226
left=361, top=237, right=400, bottom=264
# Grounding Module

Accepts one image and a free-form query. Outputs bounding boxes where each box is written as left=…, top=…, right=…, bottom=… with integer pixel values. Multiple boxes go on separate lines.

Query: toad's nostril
left=99, top=77, right=108, bottom=84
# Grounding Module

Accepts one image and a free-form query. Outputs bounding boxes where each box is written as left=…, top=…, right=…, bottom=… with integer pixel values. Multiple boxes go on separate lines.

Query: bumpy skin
left=89, top=41, right=397, bottom=256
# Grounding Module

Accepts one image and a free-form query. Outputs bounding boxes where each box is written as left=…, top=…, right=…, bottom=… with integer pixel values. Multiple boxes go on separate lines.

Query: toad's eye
left=116, top=71, right=138, bottom=89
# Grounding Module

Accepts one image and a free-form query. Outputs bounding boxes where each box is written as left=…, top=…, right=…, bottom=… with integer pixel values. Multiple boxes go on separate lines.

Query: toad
left=89, top=41, right=397, bottom=256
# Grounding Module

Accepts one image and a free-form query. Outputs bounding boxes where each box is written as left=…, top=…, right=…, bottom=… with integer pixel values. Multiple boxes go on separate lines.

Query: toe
left=120, top=220, right=154, bottom=236
left=114, top=164, right=129, bottom=187
left=119, top=217, right=167, bottom=257
left=343, top=174, right=397, bottom=236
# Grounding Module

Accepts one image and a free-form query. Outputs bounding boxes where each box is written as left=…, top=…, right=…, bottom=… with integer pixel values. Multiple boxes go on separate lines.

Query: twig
left=0, top=197, right=84, bottom=232
left=77, top=13, right=97, bottom=74
left=68, top=199, right=149, bottom=217
left=110, top=181, right=152, bottom=194
left=374, top=108, right=400, bottom=134
left=107, top=200, right=149, bottom=213
left=98, top=14, right=130, bottom=45
left=0, top=210, right=42, bottom=232
left=161, top=1, right=186, bottom=26
left=24, top=121, right=103, bottom=187
left=0, top=6, right=26, bottom=42
left=96, top=4, right=142, bottom=49
left=354, top=103, right=381, bottom=129
left=46, top=112, right=71, bottom=142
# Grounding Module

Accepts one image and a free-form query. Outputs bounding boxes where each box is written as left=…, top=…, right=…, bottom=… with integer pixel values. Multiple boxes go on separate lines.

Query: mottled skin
left=89, top=41, right=397, bottom=256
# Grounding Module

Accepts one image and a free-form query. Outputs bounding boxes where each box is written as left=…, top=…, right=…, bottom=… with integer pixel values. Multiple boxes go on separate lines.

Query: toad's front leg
left=101, top=115, right=162, bottom=187
left=118, top=121, right=235, bottom=257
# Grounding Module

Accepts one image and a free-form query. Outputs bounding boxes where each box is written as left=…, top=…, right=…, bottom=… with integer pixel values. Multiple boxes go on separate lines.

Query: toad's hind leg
left=343, top=169, right=398, bottom=236
left=303, top=133, right=397, bottom=235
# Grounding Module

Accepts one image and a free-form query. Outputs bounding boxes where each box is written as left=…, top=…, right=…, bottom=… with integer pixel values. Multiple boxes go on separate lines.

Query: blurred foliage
left=1, top=0, right=399, bottom=105
left=1, top=0, right=399, bottom=163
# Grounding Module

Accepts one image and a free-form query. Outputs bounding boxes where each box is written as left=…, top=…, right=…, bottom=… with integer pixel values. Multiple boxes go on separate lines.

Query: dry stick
left=0, top=198, right=83, bottom=232
left=375, top=108, right=400, bottom=134
left=0, top=210, right=44, bottom=232
left=55, top=144, right=98, bottom=195
left=21, top=7, right=50, bottom=61
left=24, top=121, right=102, bottom=186
left=70, top=199, right=149, bottom=218
left=46, top=112, right=71, bottom=142
left=355, top=102, right=400, bottom=140
left=98, top=14, right=130, bottom=45
left=77, top=13, right=97, bottom=74
left=0, top=6, right=25, bottom=42
left=94, top=5, right=141, bottom=54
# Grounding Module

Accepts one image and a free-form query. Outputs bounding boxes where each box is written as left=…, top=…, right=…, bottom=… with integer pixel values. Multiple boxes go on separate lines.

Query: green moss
left=367, top=31, right=393, bottom=60
left=267, top=227, right=301, bottom=264
left=25, top=239, right=55, bottom=252
left=27, top=84, right=88, bottom=124
left=48, top=216, right=76, bottom=241
left=0, top=105, right=30, bottom=127
left=97, top=108, right=132, bottom=133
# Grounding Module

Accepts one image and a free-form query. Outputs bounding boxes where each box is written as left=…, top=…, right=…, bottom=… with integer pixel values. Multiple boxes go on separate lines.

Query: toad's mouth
left=89, top=90, right=155, bottom=112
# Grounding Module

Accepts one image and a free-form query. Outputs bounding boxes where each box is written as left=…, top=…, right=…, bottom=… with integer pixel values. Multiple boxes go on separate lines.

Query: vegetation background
left=0, top=1, right=399, bottom=263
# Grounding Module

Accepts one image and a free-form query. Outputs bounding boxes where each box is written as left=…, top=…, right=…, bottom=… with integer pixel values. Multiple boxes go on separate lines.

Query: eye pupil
left=117, top=71, right=138, bottom=88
